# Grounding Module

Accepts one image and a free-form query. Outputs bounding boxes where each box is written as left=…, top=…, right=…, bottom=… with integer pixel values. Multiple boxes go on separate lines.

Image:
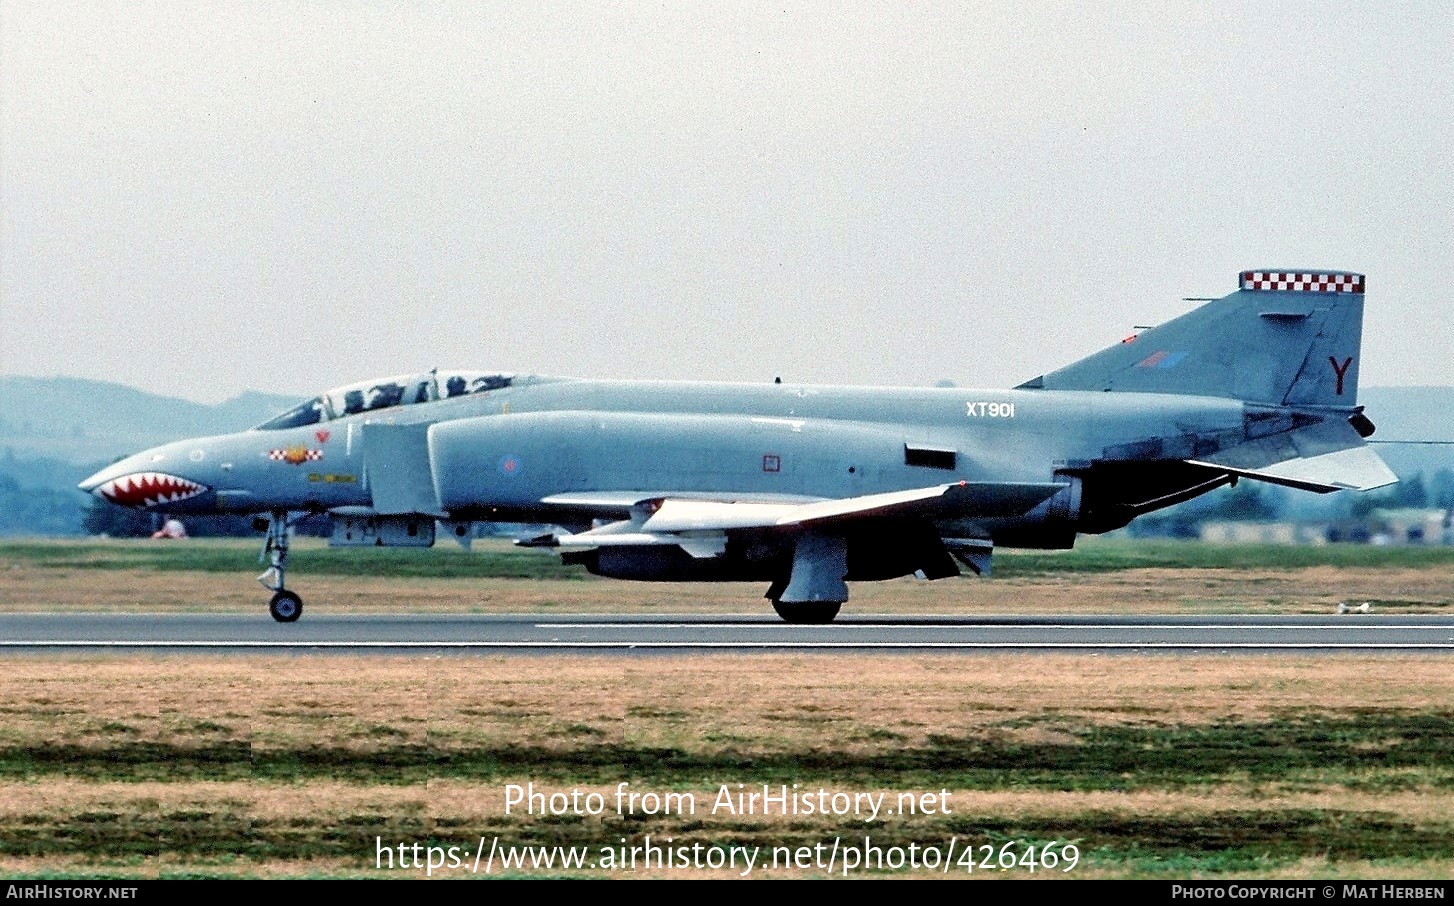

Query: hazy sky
left=3, top=2, right=1451, bottom=403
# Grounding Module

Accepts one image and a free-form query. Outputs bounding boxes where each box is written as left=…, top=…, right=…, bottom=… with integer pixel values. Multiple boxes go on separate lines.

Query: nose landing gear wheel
left=269, top=590, right=303, bottom=623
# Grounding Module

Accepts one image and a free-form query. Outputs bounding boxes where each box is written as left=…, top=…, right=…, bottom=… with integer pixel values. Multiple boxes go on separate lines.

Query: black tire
left=771, top=599, right=842, bottom=624
left=269, top=590, right=303, bottom=623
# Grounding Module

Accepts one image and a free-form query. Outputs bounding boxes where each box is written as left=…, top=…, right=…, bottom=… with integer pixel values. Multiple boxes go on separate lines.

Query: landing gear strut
left=258, top=511, right=303, bottom=623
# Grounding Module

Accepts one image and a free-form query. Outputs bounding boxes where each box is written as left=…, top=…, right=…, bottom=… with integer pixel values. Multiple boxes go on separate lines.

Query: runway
left=2, top=613, right=1453, bottom=653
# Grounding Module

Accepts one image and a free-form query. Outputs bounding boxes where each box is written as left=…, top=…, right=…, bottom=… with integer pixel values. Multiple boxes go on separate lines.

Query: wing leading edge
left=520, top=481, right=1066, bottom=557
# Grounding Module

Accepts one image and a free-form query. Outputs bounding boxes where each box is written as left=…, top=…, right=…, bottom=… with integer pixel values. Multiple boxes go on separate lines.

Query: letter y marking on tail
left=1329, top=356, right=1352, bottom=395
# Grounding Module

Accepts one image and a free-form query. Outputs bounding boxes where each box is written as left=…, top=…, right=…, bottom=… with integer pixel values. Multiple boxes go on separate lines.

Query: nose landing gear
left=257, top=511, right=303, bottom=623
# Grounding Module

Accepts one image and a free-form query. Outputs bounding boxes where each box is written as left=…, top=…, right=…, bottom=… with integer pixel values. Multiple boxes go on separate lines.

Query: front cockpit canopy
left=256, top=371, right=515, bottom=431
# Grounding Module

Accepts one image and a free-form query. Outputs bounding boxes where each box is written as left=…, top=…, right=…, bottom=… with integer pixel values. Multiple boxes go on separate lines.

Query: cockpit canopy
left=256, top=371, right=515, bottom=431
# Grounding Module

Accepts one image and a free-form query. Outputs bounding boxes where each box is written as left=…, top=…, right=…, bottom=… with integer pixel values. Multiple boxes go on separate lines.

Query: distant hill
left=0, top=376, right=301, bottom=535
left=0, top=376, right=300, bottom=465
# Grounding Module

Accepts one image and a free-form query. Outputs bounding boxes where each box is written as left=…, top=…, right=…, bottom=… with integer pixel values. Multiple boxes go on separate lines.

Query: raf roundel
left=498, top=454, right=523, bottom=477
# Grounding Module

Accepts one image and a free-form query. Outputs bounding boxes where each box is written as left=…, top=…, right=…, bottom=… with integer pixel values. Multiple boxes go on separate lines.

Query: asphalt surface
left=2, top=613, right=1453, bottom=654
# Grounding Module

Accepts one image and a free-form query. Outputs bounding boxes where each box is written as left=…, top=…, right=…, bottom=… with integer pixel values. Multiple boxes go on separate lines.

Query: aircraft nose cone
left=84, top=471, right=210, bottom=508
left=79, top=452, right=212, bottom=509
left=78, top=457, right=139, bottom=495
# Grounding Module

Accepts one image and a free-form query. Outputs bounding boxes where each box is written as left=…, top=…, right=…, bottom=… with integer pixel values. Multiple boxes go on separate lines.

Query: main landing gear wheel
left=771, top=600, right=842, bottom=624
left=269, top=590, right=302, bottom=623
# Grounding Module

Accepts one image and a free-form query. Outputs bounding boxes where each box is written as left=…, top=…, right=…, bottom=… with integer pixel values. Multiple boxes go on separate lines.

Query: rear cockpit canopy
left=255, top=371, right=516, bottom=430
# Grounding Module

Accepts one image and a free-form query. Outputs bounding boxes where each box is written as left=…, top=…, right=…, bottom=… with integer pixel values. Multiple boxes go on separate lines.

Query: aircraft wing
left=1187, top=419, right=1397, bottom=493
left=523, top=481, right=1066, bottom=556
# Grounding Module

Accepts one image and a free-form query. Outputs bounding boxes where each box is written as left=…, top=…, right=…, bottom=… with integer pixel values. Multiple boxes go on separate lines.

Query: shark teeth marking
left=96, top=473, right=207, bottom=508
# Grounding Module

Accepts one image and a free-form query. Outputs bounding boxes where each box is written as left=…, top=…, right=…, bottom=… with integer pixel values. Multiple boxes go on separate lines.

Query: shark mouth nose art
left=94, top=472, right=208, bottom=508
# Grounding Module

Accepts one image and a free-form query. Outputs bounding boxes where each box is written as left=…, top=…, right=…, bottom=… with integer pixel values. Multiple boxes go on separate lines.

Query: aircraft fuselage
left=76, top=268, right=1397, bottom=622
left=81, top=376, right=1247, bottom=546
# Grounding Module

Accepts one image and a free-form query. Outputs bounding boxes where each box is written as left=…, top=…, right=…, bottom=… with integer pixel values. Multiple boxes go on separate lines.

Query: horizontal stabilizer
left=1187, top=419, right=1396, bottom=493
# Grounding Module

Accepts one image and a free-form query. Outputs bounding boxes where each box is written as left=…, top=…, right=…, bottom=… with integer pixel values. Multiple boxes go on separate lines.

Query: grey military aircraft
left=80, top=269, right=1395, bottom=623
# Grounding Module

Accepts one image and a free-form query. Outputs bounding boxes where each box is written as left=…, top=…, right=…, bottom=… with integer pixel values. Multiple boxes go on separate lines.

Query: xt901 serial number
left=966, top=401, right=1016, bottom=417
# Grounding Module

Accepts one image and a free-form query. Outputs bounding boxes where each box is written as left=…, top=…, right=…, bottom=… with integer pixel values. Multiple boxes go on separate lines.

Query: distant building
left=1201, top=508, right=1451, bottom=546
left=1199, top=521, right=1320, bottom=545
left=1368, top=508, right=1448, bottom=545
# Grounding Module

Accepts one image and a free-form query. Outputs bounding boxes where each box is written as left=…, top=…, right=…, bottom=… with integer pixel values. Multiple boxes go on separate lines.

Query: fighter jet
left=80, top=269, right=1395, bottom=623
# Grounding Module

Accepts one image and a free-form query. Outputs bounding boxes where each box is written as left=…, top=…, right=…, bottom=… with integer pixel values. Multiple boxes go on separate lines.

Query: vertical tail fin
left=1019, top=269, right=1366, bottom=408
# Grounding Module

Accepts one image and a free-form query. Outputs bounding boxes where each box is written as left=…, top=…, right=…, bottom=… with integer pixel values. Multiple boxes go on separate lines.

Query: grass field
left=11, top=535, right=1454, bottom=579
left=0, top=655, right=1450, bottom=879
left=5, top=535, right=1454, bottom=615
left=0, top=536, right=1452, bottom=878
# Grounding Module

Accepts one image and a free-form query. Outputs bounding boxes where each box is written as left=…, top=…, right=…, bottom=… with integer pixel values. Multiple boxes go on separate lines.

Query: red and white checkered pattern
left=267, top=449, right=324, bottom=461
left=1239, top=271, right=1364, bottom=293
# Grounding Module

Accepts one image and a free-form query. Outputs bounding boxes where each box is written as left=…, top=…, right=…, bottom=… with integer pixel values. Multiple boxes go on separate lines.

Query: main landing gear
left=257, top=511, right=303, bottom=623
left=770, top=599, right=842, bottom=624
left=766, top=531, right=848, bottom=624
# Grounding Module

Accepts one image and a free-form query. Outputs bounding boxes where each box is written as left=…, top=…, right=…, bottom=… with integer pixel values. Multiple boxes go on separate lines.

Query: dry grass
left=0, top=655, right=1450, bottom=877
left=3, top=781, right=1452, bottom=835
left=3, top=545, right=1453, bottom=877
left=2, top=654, right=1451, bottom=748
left=5, top=563, right=1454, bottom=615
